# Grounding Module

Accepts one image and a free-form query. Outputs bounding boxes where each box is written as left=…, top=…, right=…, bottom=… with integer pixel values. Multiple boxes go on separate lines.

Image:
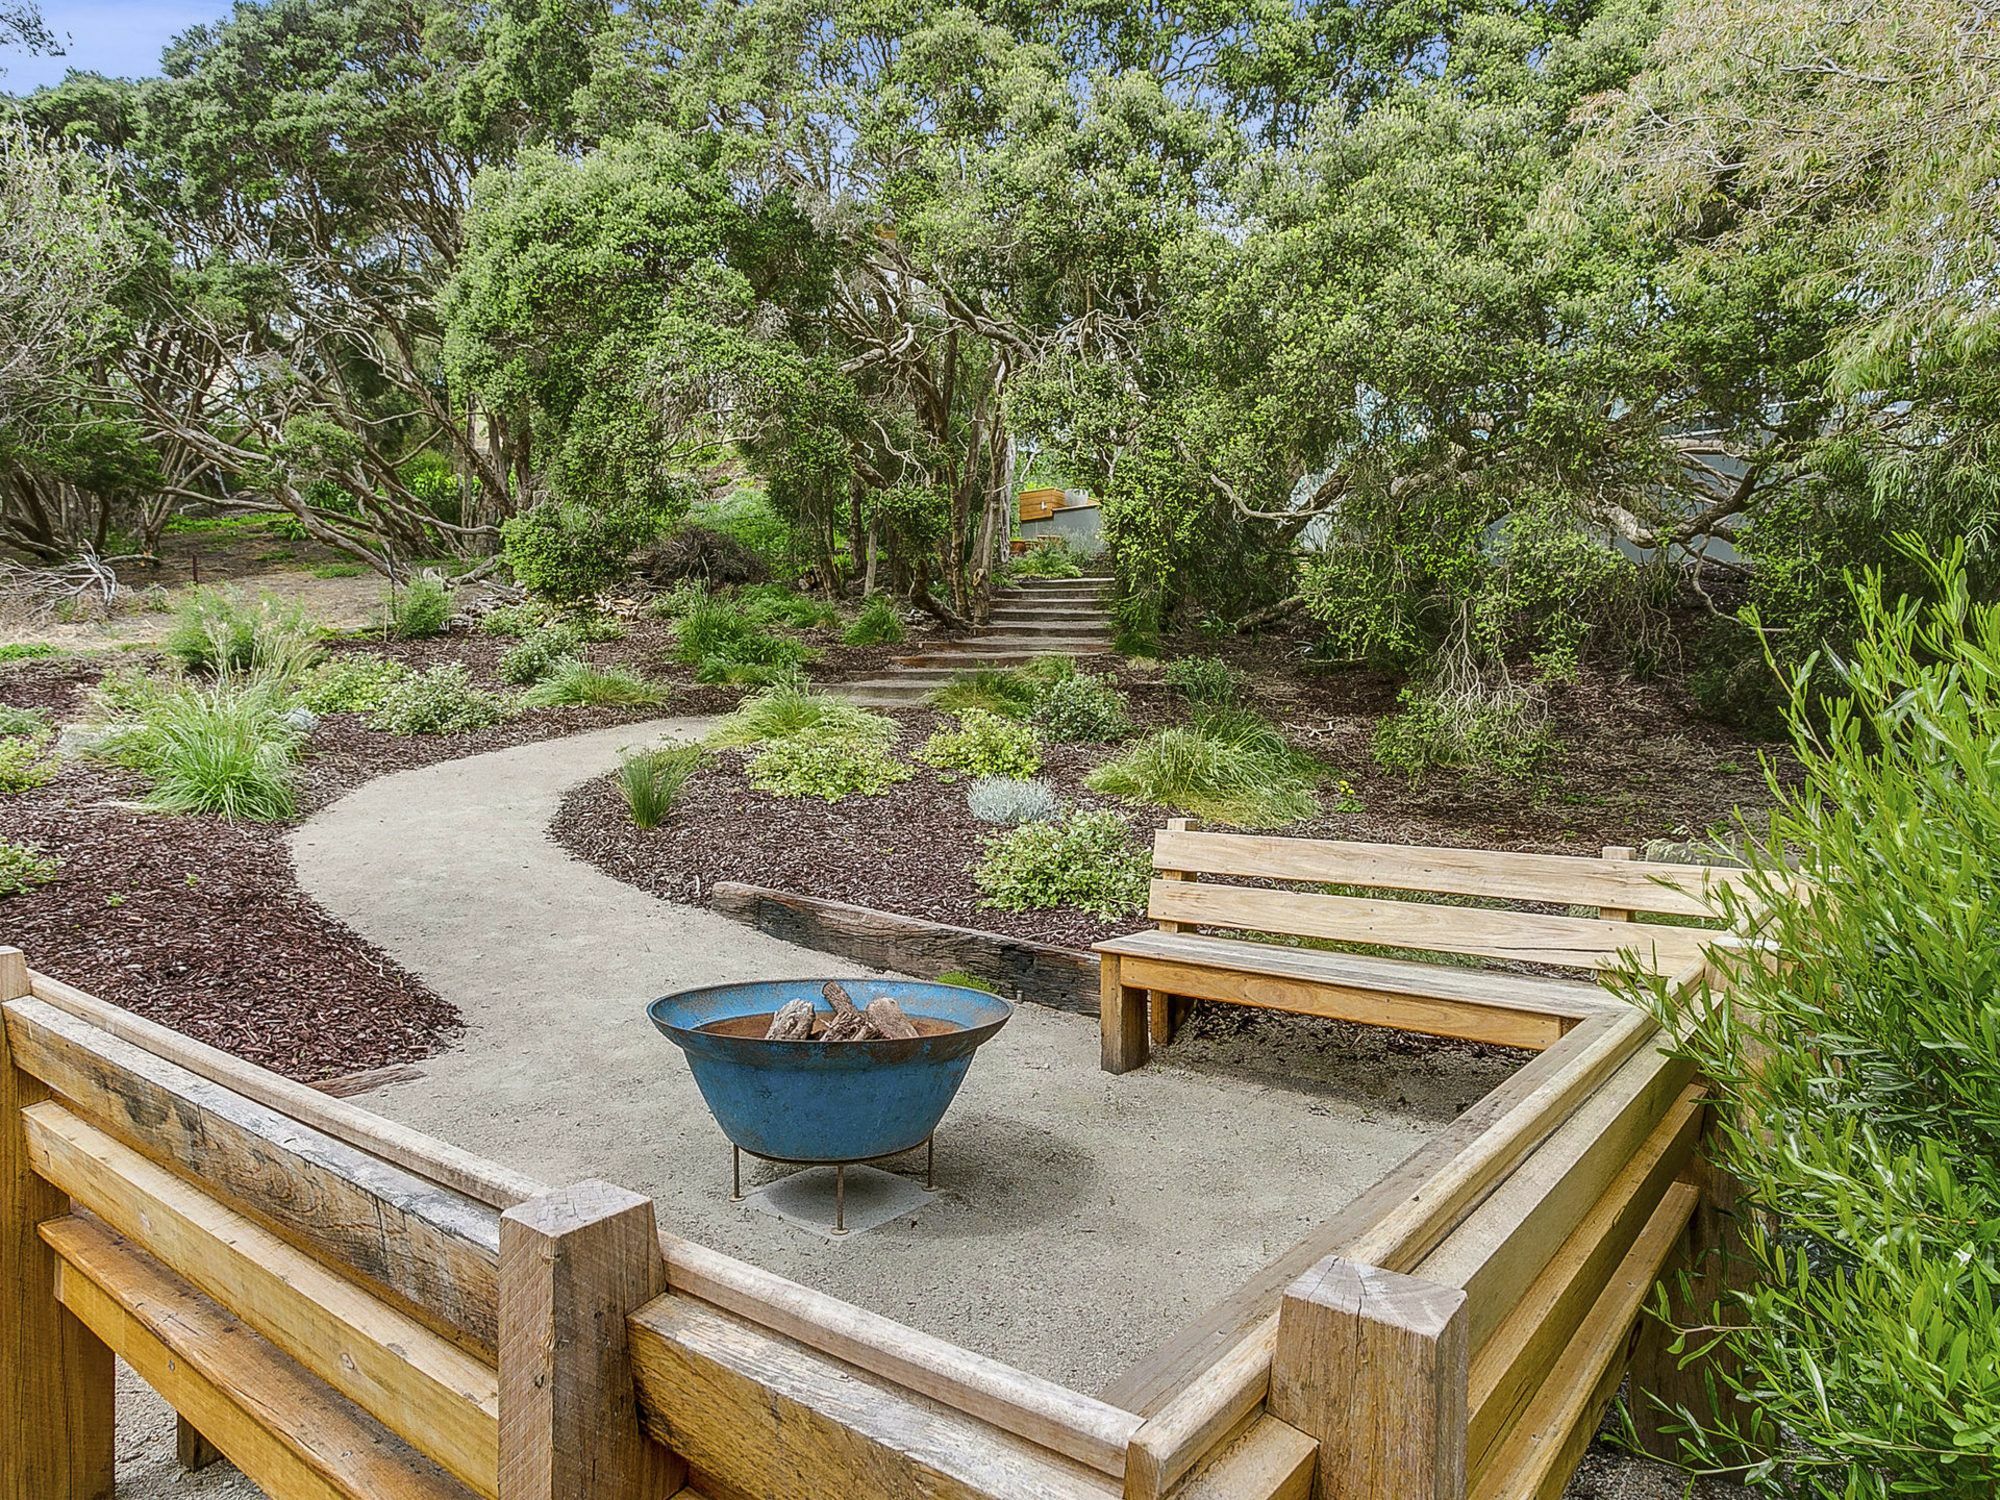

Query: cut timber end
left=1272, top=1258, right=1467, bottom=1500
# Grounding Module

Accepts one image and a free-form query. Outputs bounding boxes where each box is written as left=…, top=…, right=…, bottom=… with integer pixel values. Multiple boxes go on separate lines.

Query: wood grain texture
left=1100, top=961, right=1149, bottom=1074
left=1, top=950, right=114, bottom=1500
left=1164, top=1414, right=1314, bottom=1500
left=1272, top=1258, right=1468, bottom=1500
left=1150, top=830, right=1754, bottom=919
left=710, top=882, right=1099, bottom=1013
left=628, top=1293, right=1117, bottom=1500
left=1109, top=952, right=1570, bottom=1052
left=1147, top=881, right=1714, bottom=974
left=1095, top=931, right=1614, bottom=1020
left=1466, top=1093, right=1705, bottom=1479
left=499, top=1182, right=684, bottom=1500
left=1471, top=1187, right=1699, bottom=1500
left=1417, top=1048, right=1698, bottom=1351
left=659, top=1232, right=1141, bottom=1478
left=22, top=1102, right=499, bottom=1497
left=28, top=972, right=545, bottom=1210
left=42, top=1216, right=469, bottom=1500
left=4, top=996, right=503, bottom=1357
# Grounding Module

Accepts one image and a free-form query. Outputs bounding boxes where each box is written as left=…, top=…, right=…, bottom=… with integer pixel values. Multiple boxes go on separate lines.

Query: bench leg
left=1148, top=990, right=1175, bottom=1047
left=1101, top=963, right=1149, bottom=1074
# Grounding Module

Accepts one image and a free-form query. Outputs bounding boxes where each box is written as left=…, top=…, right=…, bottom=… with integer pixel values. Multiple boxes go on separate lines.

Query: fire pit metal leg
left=926, top=1135, right=935, bottom=1190
left=730, top=1145, right=742, bottom=1203
left=832, top=1164, right=848, bottom=1236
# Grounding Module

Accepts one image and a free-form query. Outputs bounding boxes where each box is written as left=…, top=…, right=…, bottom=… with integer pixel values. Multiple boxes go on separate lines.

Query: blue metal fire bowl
left=646, top=979, right=1013, bottom=1165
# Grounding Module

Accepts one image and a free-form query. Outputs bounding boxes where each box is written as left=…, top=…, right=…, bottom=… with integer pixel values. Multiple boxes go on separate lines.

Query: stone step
left=892, top=646, right=1111, bottom=668
left=972, top=618, right=1113, bottom=637
left=987, top=604, right=1112, bottom=620
left=999, top=580, right=1110, bottom=594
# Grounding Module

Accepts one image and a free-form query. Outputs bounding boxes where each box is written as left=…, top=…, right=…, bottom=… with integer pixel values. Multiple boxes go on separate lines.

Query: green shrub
left=919, top=710, right=1043, bottom=779
left=367, top=664, right=509, bottom=735
left=973, top=809, right=1149, bottom=919
left=519, top=660, right=668, bottom=708
left=617, top=744, right=704, bottom=829
left=966, top=776, right=1063, bottom=826
left=928, top=667, right=1037, bottom=718
left=0, top=839, right=59, bottom=896
left=933, top=969, right=1000, bottom=994
left=1087, top=709, right=1319, bottom=828
left=843, top=595, right=906, bottom=646
left=0, top=643, right=62, bottom=662
left=499, top=622, right=585, bottom=685
left=95, top=675, right=302, bottom=821
left=479, top=601, right=552, bottom=637
left=1032, top=671, right=1132, bottom=742
left=0, top=737, right=56, bottom=794
left=388, top=575, right=453, bottom=639
left=746, top=734, right=911, bottom=801
left=1010, top=538, right=1086, bottom=579
left=567, top=611, right=626, bottom=643
left=1162, top=655, right=1243, bottom=706
left=295, top=655, right=409, bottom=714
left=0, top=706, right=52, bottom=740
left=707, top=685, right=895, bottom=748
left=162, top=588, right=320, bottom=678
left=740, top=584, right=841, bottom=631
left=1633, top=550, right=2000, bottom=1497
left=672, top=593, right=810, bottom=680
left=501, top=499, right=663, bottom=603
left=1371, top=682, right=1555, bottom=784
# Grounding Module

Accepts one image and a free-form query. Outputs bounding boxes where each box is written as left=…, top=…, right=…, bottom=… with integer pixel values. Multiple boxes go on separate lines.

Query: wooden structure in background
left=4, top=826, right=1746, bottom=1500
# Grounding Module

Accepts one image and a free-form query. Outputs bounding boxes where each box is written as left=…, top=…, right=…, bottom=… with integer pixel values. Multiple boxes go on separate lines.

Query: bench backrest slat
left=1148, top=880, right=1717, bottom=975
left=1152, top=829, right=1754, bottom=921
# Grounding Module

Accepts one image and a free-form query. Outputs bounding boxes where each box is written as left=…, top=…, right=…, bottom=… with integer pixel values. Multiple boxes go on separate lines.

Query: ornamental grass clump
left=163, top=588, right=321, bottom=679
left=94, top=673, right=303, bottom=821
left=1086, top=708, right=1318, bottom=828
left=388, top=575, right=453, bottom=638
left=739, top=584, right=841, bottom=631
left=1627, top=549, right=2000, bottom=1498
left=927, top=667, right=1037, bottom=718
left=1162, top=654, right=1243, bottom=706
left=842, top=594, right=906, bottom=646
left=973, top=809, right=1149, bottom=919
left=617, top=745, right=704, bottom=829
left=519, top=659, right=668, bottom=708
left=1371, top=680, right=1555, bottom=784
left=673, top=592, right=810, bottom=683
left=706, top=684, right=894, bottom=749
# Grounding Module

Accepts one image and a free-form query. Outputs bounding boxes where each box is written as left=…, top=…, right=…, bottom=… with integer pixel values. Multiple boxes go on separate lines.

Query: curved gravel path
left=282, top=720, right=1508, bottom=1396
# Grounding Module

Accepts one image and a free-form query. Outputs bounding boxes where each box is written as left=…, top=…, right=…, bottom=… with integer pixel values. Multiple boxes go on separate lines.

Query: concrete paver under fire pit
left=285, top=719, right=1520, bottom=1396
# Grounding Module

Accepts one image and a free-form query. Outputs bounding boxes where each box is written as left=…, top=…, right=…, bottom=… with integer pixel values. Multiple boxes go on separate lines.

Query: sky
left=1, top=0, right=228, bottom=92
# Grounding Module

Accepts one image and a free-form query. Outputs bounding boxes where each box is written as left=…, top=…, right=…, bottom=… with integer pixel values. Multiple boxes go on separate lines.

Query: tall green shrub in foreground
left=1636, top=550, right=2000, bottom=1497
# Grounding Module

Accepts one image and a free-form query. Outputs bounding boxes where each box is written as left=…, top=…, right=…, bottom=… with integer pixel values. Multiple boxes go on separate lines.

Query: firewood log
left=821, top=1008, right=874, bottom=1042
left=822, top=980, right=862, bottom=1018
left=764, top=999, right=814, bottom=1041
left=864, top=998, right=919, bottom=1040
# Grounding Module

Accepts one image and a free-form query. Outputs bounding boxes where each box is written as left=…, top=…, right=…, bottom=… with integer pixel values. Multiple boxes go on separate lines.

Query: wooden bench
left=1095, top=823, right=1759, bottom=1073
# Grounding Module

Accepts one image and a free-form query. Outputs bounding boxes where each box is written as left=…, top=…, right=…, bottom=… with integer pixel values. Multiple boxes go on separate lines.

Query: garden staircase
left=835, top=575, right=1114, bottom=707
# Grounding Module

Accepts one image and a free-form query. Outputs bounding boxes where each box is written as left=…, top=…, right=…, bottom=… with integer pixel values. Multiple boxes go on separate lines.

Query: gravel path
left=108, top=720, right=1713, bottom=1497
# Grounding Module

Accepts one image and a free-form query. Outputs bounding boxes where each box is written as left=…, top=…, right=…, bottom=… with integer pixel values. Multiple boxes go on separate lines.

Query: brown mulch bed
left=0, top=605, right=960, bottom=1082
left=551, top=649, right=1796, bottom=957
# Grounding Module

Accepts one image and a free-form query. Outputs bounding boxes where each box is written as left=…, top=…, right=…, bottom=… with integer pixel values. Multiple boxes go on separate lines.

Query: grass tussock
left=1086, top=708, right=1320, bottom=828
left=706, top=684, right=895, bottom=748
left=618, top=744, right=704, bottom=829
left=519, top=659, right=668, bottom=708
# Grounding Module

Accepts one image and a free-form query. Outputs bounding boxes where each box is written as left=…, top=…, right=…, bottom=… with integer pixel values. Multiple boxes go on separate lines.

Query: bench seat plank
left=41, top=1216, right=472, bottom=1500
left=1096, top=931, right=1617, bottom=1051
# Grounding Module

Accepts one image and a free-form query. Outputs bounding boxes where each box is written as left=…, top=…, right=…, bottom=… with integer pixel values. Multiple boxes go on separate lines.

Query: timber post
left=498, top=1179, right=686, bottom=1500
left=1271, top=1255, right=1468, bottom=1500
left=1, top=945, right=116, bottom=1500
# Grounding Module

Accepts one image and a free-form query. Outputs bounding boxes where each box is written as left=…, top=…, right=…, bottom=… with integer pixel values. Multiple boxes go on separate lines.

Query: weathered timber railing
left=5, top=893, right=1736, bottom=1499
